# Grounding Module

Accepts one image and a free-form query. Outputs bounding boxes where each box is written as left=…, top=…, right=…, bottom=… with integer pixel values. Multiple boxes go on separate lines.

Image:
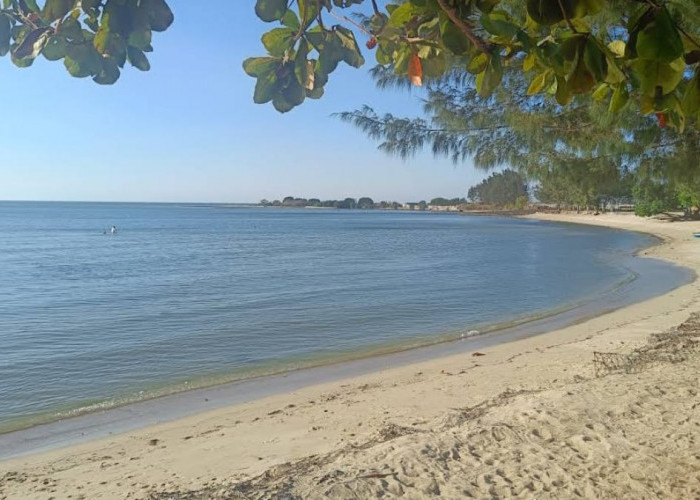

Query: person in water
left=110, top=225, right=117, bottom=235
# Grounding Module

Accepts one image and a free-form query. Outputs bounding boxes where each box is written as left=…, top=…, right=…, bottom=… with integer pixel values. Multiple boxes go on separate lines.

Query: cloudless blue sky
left=0, top=2, right=492, bottom=203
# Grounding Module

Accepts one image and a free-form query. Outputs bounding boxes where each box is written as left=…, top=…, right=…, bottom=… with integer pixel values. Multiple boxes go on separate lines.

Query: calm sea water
left=0, top=202, right=654, bottom=432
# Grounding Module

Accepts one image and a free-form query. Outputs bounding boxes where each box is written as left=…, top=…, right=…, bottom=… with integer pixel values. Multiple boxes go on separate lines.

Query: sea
left=0, top=202, right=673, bottom=434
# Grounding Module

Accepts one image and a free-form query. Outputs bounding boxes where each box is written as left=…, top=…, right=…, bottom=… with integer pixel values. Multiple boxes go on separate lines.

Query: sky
left=0, top=2, right=491, bottom=203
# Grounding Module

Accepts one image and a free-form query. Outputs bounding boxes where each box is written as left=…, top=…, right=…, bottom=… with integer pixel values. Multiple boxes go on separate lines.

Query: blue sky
left=0, top=2, right=491, bottom=203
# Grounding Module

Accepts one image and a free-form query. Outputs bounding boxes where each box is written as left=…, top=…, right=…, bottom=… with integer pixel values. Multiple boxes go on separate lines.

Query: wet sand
left=1, top=213, right=699, bottom=499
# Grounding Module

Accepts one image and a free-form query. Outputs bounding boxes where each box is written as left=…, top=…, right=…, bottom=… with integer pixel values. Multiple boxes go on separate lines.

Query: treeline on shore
left=259, top=196, right=468, bottom=210
left=462, top=168, right=698, bottom=216
left=260, top=165, right=699, bottom=217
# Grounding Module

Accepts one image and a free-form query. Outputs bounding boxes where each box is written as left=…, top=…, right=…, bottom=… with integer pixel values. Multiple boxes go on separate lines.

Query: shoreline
left=0, top=217, right=664, bottom=439
left=2, top=213, right=700, bottom=499
left=0, top=218, right=685, bottom=450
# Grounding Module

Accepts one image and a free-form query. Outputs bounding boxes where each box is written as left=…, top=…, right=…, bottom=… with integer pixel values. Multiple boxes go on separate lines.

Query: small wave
left=460, top=330, right=481, bottom=339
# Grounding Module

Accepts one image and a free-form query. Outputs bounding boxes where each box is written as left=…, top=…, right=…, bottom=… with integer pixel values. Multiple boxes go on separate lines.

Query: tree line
left=259, top=196, right=473, bottom=210
left=261, top=166, right=699, bottom=216
left=260, top=197, right=397, bottom=210
left=467, top=167, right=698, bottom=217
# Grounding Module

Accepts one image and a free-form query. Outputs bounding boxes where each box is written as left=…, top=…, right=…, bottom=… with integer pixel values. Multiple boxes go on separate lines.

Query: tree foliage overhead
left=0, top=0, right=173, bottom=84
left=336, top=62, right=668, bottom=171
left=248, top=0, right=700, bottom=129
left=338, top=59, right=700, bottom=214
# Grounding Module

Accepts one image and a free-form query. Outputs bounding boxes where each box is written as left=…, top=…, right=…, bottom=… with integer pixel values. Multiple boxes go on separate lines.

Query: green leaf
left=243, top=56, right=280, bottom=77
left=335, top=26, right=364, bottom=68
left=632, top=56, right=685, bottom=96
left=297, top=0, right=320, bottom=30
left=335, top=26, right=365, bottom=68
left=93, top=56, right=120, bottom=84
left=475, top=0, right=500, bottom=14
left=388, top=2, right=426, bottom=28
left=607, top=40, right=625, bottom=58
left=480, top=11, right=518, bottom=39
left=64, top=41, right=101, bottom=77
left=103, top=4, right=133, bottom=37
left=369, top=13, right=388, bottom=33
left=0, top=13, right=11, bottom=57
left=281, top=10, right=300, bottom=31
left=572, top=0, right=604, bottom=18
left=19, top=0, right=40, bottom=14
left=294, top=39, right=311, bottom=87
left=58, top=16, right=83, bottom=41
left=313, top=61, right=329, bottom=88
left=566, top=48, right=595, bottom=94
left=42, top=36, right=67, bottom=61
left=128, top=29, right=152, bottom=51
left=11, top=51, right=35, bottom=67
left=273, top=78, right=305, bottom=113
left=526, top=70, right=550, bottom=95
left=307, top=85, right=324, bottom=99
left=555, top=75, right=573, bottom=105
left=440, top=15, right=470, bottom=55
left=13, top=27, right=51, bottom=60
left=639, top=94, right=654, bottom=115
left=592, top=83, right=609, bottom=101
left=255, top=0, right=287, bottom=23
left=583, top=38, right=606, bottom=82
left=127, top=46, right=150, bottom=71
left=636, top=7, right=683, bottom=62
left=253, top=70, right=282, bottom=104
left=42, top=0, right=75, bottom=22
left=376, top=44, right=392, bottom=65
left=262, top=28, right=295, bottom=57
left=558, top=34, right=584, bottom=62
left=476, top=54, right=502, bottom=98
left=526, top=0, right=566, bottom=26
left=95, top=29, right=127, bottom=66
left=422, top=51, right=446, bottom=78
left=467, top=52, right=489, bottom=74
left=604, top=56, right=625, bottom=84
left=609, top=84, right=629, bottom=113
left=144, top=0, right=174, bottom=32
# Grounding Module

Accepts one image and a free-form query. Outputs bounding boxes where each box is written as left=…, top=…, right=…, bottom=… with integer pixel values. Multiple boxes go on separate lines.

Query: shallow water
left=0, top=202, right=658, bottom=431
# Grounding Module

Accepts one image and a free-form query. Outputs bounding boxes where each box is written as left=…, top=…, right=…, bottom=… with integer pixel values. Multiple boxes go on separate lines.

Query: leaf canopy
left=0, top=0, right=172, bottom=84
left=245, top=0, right=700, bottom=127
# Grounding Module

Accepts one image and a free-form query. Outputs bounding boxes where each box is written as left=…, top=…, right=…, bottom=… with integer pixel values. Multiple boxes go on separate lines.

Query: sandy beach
left=1, top=212, right=699, bottom=500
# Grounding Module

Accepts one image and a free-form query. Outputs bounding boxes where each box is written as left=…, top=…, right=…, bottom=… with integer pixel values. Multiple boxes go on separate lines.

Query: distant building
left=428, top=205, right=462, bottom=212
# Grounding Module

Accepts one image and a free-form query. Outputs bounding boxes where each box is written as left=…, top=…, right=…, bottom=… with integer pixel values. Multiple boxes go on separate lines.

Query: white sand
left=1, top=213, right=699, bottom=499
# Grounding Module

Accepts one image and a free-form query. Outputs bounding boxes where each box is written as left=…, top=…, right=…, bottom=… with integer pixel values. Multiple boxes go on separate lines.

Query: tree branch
left=435, top=0, right=492, bottom=54
left=556, top=0, right=579, bottom=33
